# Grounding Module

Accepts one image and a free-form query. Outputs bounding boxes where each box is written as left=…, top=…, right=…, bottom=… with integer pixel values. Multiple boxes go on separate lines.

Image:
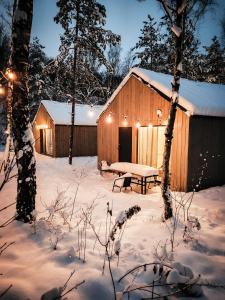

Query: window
left=138, top=126, right=165, bottom=168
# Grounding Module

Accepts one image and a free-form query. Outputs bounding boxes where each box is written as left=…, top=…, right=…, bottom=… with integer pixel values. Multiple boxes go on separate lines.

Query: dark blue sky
left=32, top=0, right=225, bottom=58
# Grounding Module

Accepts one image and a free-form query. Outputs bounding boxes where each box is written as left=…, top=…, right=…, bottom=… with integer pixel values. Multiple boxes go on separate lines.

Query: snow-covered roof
left=100, top=67, right=225, bottom=118
left=40, top=100, right=102, bottom=125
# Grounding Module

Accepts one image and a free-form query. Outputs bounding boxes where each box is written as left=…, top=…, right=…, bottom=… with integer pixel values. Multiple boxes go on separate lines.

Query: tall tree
left=54, top=0, right=120, bottom=165
left=133, top=14, right=164, bottom=71
left=28, top=37, right=50, bottom=118
left=157, top=0, right=214, bottom=220
left=203, top=36, right=225, bottom=83
left=11, top=0, right=36, bottom=222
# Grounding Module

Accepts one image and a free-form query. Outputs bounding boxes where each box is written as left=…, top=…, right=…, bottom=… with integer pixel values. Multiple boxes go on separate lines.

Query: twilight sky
left=32, top=0, right=225, bottom=58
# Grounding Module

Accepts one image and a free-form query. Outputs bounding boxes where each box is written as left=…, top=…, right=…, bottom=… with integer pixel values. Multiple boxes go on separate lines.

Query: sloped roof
left=41, top=100, right=103, bottom=125
left=100, top=67, right=225, bottom=118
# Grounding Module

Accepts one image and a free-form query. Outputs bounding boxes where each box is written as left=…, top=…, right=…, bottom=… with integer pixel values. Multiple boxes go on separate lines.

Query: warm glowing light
left=0, top=85, right=4, bottom=96
left=36, top=124, right=48, bottom=130
left=156, top=109, right=162, bottom=118
left=123, top=116, right=128, bottom=126
left=148, top=123, right=152, bottom=128
left=136, top=121, right=141, bottom=128
left=6, top=70, right=16, bottom=81
left=88, top=109, right=94, bottom=117
left=106, top=113, right=112, bottom=123
left=163, top=120, right=168, bottom=126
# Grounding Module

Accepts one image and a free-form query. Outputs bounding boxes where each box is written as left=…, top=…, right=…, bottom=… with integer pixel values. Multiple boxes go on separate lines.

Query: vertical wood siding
left=98, top=75, right=190, bottom=191
left=33, top=104, right=97, bottom=157
left=55, top=125, right=97, bottom=157
left=32, top=104, right=55, bottom=156
left=187, top=116, right=225, bottom=191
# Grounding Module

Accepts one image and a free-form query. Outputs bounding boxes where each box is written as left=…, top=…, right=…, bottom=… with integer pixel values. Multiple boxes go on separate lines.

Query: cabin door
left=40, top=129, right=44, bottom=154
left=45, top=128, right=53, bottom=156
left=119, top=127, right=132, bottom=162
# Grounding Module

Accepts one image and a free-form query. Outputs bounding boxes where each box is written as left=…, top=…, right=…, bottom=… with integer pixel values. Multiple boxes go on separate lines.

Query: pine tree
left=28, top=37, right=50, bottom=118
left=11, top=0, right=36, bottom=222
left=133, top=14, right=164, bottom=71
left=203, top=36, right=225, bottom=83
left=54, top=0, right=120, bottom=164
left=104, top=43, right=123, bottom=95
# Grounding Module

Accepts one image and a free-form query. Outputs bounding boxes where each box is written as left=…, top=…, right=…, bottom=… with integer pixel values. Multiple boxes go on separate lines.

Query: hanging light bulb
left=5, top=69, right=16, bottom=81
left=0, top=85, right=5, bottom=96
left=123, top=116, right=128, bottom=126
left=136, top=121, right=141, bottom=128
left=106, top=112, right=112, bottom=123
left=88, top=105, right=94, bottom=117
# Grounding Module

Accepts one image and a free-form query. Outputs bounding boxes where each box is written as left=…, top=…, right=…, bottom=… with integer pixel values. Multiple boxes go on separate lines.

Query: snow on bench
left=109, top=162, right=159, bottom=177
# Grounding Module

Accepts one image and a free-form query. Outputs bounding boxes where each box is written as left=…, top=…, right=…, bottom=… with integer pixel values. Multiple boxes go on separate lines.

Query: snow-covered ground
left=0, top=154, right=225, bottom=299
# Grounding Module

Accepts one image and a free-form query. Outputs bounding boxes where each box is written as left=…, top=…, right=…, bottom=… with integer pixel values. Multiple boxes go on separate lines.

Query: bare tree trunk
left=69, top=1, right=80, bottom=165
left=11, top=0, right=36, bottom=222
left=161, top=0, right=185, bottom=220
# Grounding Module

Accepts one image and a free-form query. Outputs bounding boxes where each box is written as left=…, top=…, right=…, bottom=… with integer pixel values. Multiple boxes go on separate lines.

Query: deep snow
left=0, top=154, right=225, bottom=299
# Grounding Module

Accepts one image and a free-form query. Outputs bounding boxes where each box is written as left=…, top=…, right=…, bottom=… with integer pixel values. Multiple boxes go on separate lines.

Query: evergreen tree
left=28, top=37, right=50, bottom=118
left=11, top=0, right=36, bottom=222
left=133, top=14, right=164, bottom=71
left=54, top=0, right=120, bottom=164
left=0, top=23, right=10, bottom=71
left=104, top=43, right=123, bottom=95
left=203, top=36, right=225, bottom=83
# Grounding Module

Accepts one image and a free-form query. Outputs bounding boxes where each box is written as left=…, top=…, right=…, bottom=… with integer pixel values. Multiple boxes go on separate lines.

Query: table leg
left=141, top=177, right=143, bottom=194
left=144, top=177, right=147, bottom=194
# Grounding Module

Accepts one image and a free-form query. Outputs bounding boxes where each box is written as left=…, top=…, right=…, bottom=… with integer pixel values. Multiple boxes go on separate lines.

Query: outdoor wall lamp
left=156, top=109, right=162, bottom=118
left=123, top=116, right=128, bottom=126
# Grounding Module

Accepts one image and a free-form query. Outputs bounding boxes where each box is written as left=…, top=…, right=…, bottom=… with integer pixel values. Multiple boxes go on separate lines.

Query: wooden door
left=40, top=129, right=44, bottom=154
left=119, top=127, right=132, bottom=162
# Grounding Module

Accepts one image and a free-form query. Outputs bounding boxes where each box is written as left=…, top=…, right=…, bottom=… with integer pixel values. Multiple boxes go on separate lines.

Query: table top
left=109, top=162, right=159, bottom=177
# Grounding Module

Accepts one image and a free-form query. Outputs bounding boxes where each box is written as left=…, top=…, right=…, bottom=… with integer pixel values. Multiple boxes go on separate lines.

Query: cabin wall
left=98, top=75, right=190, bottom=191
left=33, top=104, right=55, bottom=156
left=55, top=125, right=97, bottom=157
left=187, top=116, right=225, bottom=191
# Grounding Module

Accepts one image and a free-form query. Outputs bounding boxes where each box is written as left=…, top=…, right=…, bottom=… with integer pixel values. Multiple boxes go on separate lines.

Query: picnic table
left=108, top=162, right=159, bottom=195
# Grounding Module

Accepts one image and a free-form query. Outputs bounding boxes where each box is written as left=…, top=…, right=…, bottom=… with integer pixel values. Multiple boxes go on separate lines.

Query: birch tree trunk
left=68, top=1, right=80, bottom=165
left=11, top=0, right=36, bottom=222
left=161, top=0, right=185, bottom=220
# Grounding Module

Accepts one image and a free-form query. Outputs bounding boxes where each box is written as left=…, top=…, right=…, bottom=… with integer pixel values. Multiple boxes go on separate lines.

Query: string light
left=0, top=84, right=5, bottom=96
left=136, top=121, right=141, bottom=128
left=5, top=69, right=16, bottom=81
left=88, top=105, right=94, bottom=117
left=106, top=112, right=112, bottom=123
left=123, top=116, right=128, bottom=126
left=36, top=124, right=48, bottom=130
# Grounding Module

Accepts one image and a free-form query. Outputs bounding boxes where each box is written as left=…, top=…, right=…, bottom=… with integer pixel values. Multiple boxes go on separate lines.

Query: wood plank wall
left=98, top=75, right=190, bottom=191
left=187, top=116, right=225, bottom=190
left=55, top=125, right=97, bottom=157
left=32, top=104, right=55, bottom=156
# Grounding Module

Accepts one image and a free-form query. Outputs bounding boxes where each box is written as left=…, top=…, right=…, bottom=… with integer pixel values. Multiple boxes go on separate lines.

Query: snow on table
left=109, top=162, right=159, bottom=177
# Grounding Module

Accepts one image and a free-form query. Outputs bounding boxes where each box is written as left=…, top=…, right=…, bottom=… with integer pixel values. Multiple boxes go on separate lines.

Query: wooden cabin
left=33, top=100, right=102, bottom=157
left=97, top=68, right=225, bottom=192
